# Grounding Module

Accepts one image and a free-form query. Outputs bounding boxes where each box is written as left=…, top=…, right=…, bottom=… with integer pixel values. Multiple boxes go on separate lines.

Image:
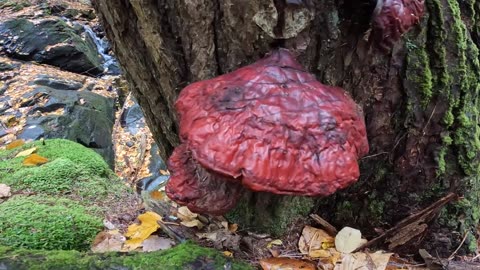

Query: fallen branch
left=355, top=192, right=458, bottom=252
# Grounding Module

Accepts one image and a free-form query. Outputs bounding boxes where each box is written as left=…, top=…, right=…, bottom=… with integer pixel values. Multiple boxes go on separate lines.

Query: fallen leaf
left=177, top=206, right=197, bottom=221
left=0, top=184, right=11, bottom=198
left=149, top=190, right=165, bottom=200
left=335, top=251, right=393, bottom=270
left=123, top=211, right=161, bottom=251
left=335, top=227, right=366, bottom=254
left=23, top=154, right=49, bottom=166
left=15, top=147, right=37, bottom=158
left=180, top=219, right=204, bottom=229
left=103, top=220, right=116, bottom=230
left=260, top=258, right=317, bottom=270
left=267, top=239, right=283, bottom=249
left=223, top=251, right=233, bottom=257
left=299, top=226, right=335, bottom=257
left=142, top=235, right=175, bottom=252
left=91, top=230, right=125, bottom=253
left=196, top=232, right=218, bottom=241
left=229, top=223, right=239, bottom=233
left=6, top=139, right=24, bottom=150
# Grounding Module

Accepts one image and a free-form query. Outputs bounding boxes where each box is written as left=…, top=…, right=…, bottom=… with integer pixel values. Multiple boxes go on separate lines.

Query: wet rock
left=19, top=80, right=115, bottom=167
left=149, top=143, right=167, bottom=173
left=0, top=18, right=103, bottom=75
left=32, top=74, right=83, bottom=90
left=18, top=124, right=45, bottom=140
left=121, top=102, right=145, bottom=135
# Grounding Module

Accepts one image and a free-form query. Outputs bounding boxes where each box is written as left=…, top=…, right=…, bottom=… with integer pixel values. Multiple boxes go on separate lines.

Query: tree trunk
left=93, top=0, right=480, bottom=255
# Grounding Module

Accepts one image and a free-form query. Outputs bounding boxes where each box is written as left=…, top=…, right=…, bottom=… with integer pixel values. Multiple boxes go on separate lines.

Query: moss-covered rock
left=0, top=139, right=138, bottom=250
left=0, top=242, right=253, bottom=270
left=0, top=139, right=123, bottom=200
left=0, top=196, right=102, bottom=250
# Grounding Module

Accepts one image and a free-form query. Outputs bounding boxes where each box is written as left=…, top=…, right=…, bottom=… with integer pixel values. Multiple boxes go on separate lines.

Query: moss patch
left=0, top=196, right=102, bottom=250
left=0, top=139, right=127, bottom=201
left=0, top=242, right=253, bottom=270
left=0, top=139, right=137, bottom=251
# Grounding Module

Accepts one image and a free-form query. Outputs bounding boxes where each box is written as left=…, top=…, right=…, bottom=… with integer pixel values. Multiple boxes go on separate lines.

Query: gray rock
left=121, top=102, right=145, bottom=135
left=0, top=18, right=103, bottom=75
left=32, top=75, right=83, bottom=90
left=20, top=85, right=115, bottom=167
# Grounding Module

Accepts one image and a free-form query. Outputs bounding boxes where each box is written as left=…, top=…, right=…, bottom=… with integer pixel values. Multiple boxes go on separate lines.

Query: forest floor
left=1, top=1, right=480, bottom=269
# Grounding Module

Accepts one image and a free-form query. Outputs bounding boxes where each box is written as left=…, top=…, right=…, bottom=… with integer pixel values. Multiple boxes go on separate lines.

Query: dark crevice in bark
left=212, top=0, right=223, bottom=75
left=158, top=0, right=189, bottom=86
left=272, top=0, right=286, bottom=48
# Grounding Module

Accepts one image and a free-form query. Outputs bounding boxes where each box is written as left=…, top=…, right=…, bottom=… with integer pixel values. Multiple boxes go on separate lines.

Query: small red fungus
left=372, top=0, right=425, bottom=50
left=166, top=49, right=369, bottom=214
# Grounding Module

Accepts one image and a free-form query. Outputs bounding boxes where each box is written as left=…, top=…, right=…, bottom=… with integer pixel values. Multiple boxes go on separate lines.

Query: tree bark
left=93, top=0, right=480, bottom=255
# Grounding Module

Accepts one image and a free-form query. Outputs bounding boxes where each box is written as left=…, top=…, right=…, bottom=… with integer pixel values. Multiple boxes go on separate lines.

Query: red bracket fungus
left=372, top=0, right=425, bottom=50
left=166, top=49, right=369, bottom=215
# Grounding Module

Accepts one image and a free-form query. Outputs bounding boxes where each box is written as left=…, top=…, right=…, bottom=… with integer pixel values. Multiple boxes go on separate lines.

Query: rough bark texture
left=93, top=0, right=480, bottom=254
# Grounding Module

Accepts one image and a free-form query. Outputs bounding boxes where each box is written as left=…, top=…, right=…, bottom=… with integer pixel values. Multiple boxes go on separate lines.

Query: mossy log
left=93, top=0, right=480, bottom=254
left=0, top=243, right=252, bottom=270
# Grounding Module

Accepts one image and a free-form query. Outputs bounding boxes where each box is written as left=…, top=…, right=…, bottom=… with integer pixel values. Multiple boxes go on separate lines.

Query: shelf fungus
left=372, top=0, right=425, bottom=50
left=166, top=49, right=369, bottom=215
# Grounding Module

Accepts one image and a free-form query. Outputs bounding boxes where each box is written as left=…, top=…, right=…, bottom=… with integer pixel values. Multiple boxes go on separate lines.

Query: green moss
left=405, top=38, right=433, bottom=107
left=0, top=196, right=102, bottom=251
left=227, top=194, right=314, bottom=236
left=0, top=242, right=253, bottom=270
left=0, top=139, right=127, bottom=201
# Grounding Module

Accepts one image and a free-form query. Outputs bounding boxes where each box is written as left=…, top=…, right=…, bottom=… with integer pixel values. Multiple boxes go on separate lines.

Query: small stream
left=82, top=25, right=121, bottom=75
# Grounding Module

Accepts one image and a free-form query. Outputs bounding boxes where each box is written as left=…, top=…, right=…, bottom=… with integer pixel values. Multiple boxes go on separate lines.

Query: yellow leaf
left=6, top=139, right=24, bottom=150
left=123, top=212, right=161, bottom=251
left=23, top=154, right=49, bottom=166
left=267, top=239, right=283, bottom=249
left=149, top=190, right=165, bottom=200
left=15, top=147, right=37, bottom=158
left=223, top=251, right=233, bottom=257
left=298, top=226, right=335, bottom=258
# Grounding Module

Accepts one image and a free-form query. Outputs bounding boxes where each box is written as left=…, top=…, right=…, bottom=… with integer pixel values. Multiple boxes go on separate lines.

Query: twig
left=448, top=231, right=469, bottom=260
left=310, top=214, right=338, bottom=235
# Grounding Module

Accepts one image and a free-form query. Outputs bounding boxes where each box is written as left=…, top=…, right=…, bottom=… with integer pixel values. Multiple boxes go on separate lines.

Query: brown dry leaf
left=91, top=230, right=125, bottom=253
left=299, top=226, right=335, bottom=257
left=6, top=139, right=24, bottom=150
left=15, top=147, right=37, bottom=158
left=142, top=235, right=175, bottom=252
left=335, top=251, right=393, bottom=270
left=0, top=184, right=11, bottom=198
left=229, top=223, right=239, bottom=233
left=260, top=258, right=317, bottom=270
left=23, top=154, right=49, bottom=166
left=180, top=219, right=204, bottom=229
left=6, top=116, right=19, bottom=128
left=196, top=232, right=218, bottom=242
left=177, top=206, right=198, bottom=221
left=123, top=211, right=161, bottom=251
left=335, top=227, right=366, bottom=254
